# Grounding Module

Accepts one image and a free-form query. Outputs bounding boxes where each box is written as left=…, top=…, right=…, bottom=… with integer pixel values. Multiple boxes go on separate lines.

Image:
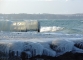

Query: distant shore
left=0, top=13, right=83, bottom=20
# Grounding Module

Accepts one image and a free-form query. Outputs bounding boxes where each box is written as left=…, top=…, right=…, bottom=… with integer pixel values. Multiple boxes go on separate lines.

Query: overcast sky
left=0, top=0, right=83, bottom=14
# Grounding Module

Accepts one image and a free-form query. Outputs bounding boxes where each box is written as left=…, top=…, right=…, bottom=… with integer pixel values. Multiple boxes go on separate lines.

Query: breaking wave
left=40, top=26, right=64, bottom=32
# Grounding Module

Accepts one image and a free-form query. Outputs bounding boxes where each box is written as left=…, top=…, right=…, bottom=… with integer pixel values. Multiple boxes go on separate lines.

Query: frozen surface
left=0, top=32, right=83, bottom=58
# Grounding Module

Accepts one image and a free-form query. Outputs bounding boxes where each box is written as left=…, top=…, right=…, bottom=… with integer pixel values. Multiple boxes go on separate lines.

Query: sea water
left=39, top=19, right=83, bottom=34
left=0, top=19, right=83, bottom=58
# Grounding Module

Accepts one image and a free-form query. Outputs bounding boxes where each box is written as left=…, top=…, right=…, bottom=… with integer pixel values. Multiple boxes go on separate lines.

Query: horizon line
left=0, top=13, right=83, bottom=15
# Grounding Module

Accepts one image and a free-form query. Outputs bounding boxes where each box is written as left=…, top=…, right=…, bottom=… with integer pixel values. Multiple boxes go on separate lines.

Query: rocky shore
left=0, top=52, right=83, bottom=60
left=21, top=52, right=83, bottom=60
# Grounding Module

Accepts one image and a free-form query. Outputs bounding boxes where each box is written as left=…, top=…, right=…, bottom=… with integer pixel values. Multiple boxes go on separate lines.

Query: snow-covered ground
left=0, top=32, right=83, bottom=58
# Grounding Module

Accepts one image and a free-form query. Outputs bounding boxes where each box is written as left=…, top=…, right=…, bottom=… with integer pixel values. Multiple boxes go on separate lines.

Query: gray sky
left=0, top=0, right=83, bottom=14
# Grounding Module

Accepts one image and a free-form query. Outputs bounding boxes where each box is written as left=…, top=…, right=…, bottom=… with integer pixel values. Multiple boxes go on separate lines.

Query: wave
left=40, top=26, right=64, bottom=32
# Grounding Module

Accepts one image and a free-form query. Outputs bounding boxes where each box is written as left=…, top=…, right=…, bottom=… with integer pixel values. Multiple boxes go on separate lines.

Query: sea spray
left=40, top=26, right=64, bottom=32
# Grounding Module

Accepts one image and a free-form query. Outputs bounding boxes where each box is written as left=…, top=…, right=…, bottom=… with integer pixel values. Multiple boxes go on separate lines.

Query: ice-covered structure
left=0, top=20, right=40, bottom=32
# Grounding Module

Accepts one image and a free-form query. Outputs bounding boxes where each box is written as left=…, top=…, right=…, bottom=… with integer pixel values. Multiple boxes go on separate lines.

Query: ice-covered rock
left=41, top=42, right=56, bottom=57
left=72, top=46, right=83, bottom=53
left=0, top=42, right=8, bottom=53
left=23, top=42, right=44, bottom=56
left=50, top=39, right=74, bottom=56
left=0, top=38, right=83, bottom=58
left=73, top=39, right=83, bottom=49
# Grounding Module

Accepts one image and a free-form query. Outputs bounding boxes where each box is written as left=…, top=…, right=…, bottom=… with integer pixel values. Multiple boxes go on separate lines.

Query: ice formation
left=50, top=39, right=74, bottom=56
left=73, top=39, right=83, bottom=49
left=0, top=32, right=83, bottom=58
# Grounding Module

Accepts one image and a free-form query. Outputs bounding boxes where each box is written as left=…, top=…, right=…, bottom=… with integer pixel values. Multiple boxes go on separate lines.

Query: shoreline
left=1, top=52, right=83, bottom=60
left=21, top=52, right=83, bottom=60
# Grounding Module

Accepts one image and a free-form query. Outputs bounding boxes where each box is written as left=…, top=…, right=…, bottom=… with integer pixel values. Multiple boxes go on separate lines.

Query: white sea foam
left=40, top=26, right=64, bottom=32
